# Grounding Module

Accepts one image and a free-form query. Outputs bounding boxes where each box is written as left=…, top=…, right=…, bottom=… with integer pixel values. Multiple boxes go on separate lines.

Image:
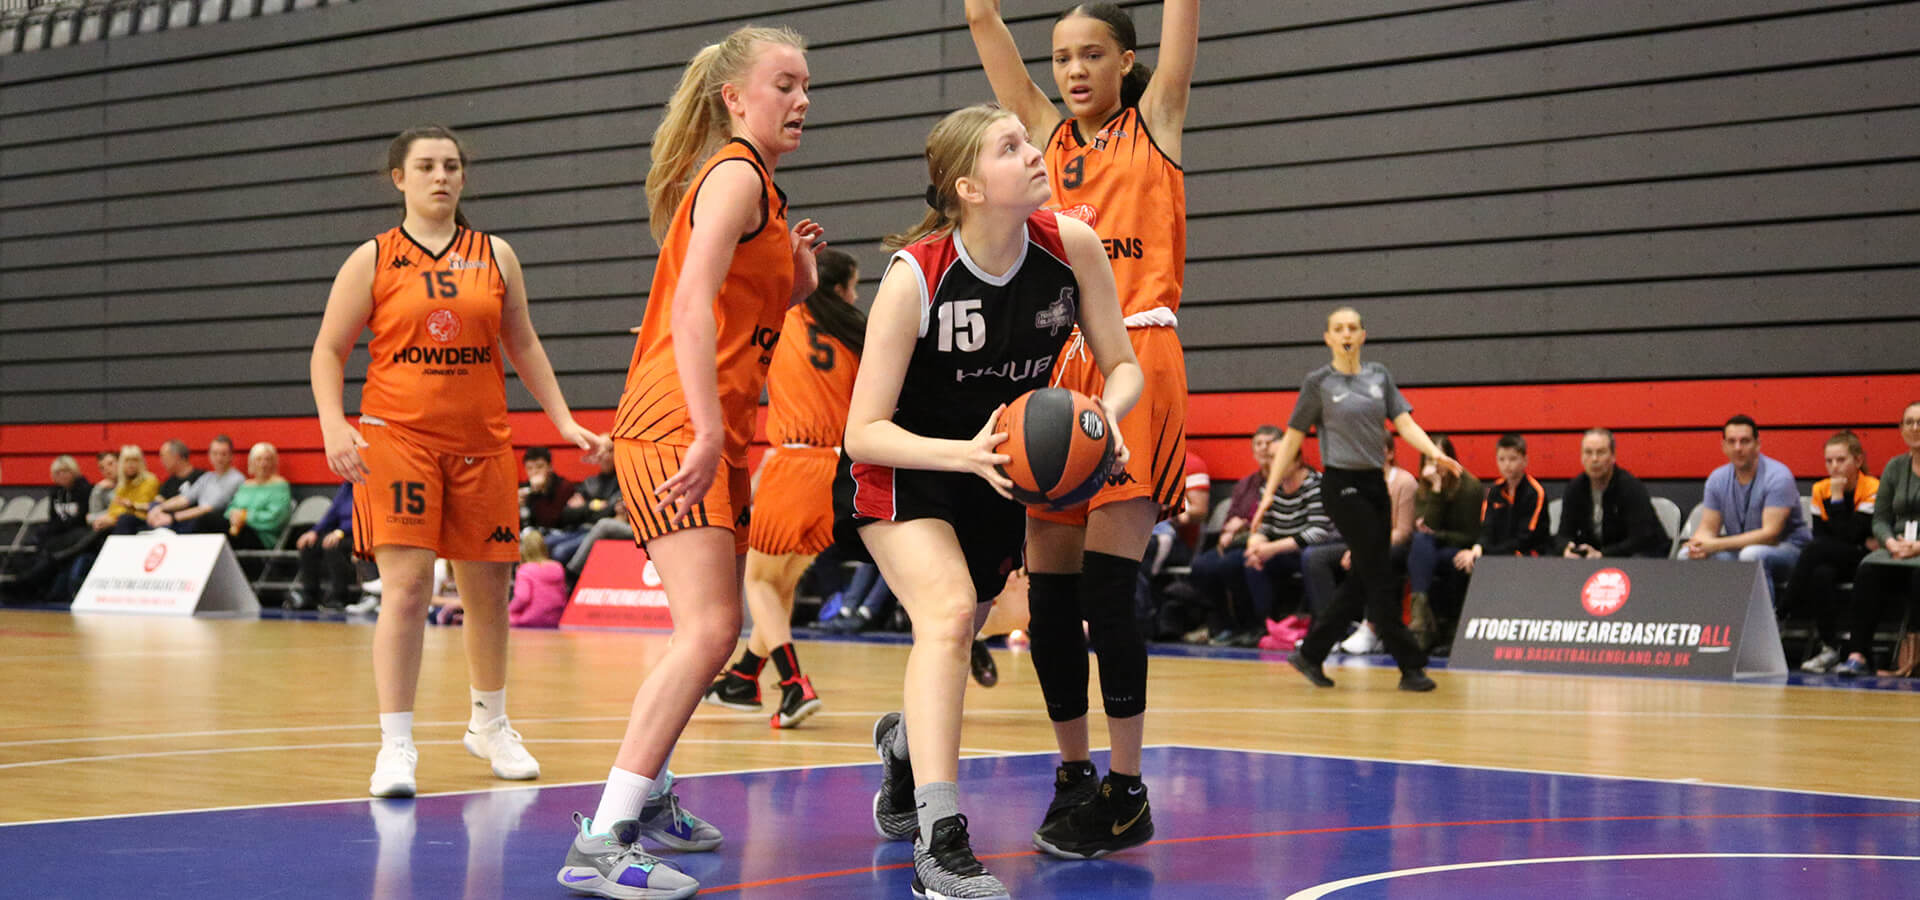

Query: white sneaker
left=1800, top=644, right=1842, bottom=673
left=345, top=595, right=380, bottom=615
left=361, top=577, right=384, bottom=595
left=369, top=737, right=419, bottom=798
left=464, top=716, right=540, bottom=780
left=1339, top=622, right=1383, bottom=655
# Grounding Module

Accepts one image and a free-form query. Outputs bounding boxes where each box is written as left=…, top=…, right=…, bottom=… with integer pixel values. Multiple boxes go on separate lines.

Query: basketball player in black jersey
left=832, top=104, right=1142, bottom=899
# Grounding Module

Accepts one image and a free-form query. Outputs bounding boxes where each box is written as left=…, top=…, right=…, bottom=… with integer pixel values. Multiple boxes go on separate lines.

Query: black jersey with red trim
left=886, top=211, right=1080, bottom=441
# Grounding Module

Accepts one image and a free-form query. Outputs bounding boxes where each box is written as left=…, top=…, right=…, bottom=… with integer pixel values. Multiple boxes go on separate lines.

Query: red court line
left=701, top=811, right=1920, bottom=893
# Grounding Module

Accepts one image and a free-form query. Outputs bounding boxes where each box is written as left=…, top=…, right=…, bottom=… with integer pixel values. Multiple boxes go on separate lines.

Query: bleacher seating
left=240, top=494, right=331, bottom=597
left=0, top=0, right=346, bottom=52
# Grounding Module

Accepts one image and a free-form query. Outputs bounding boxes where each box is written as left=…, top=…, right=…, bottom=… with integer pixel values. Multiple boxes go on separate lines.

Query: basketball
left=995, top=387, right=1115, bottom=509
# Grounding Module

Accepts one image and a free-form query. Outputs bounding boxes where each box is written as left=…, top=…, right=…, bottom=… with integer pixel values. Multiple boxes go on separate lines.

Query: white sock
left=379, top=711, right=413, bottom=743
left=647, top=748, right=676, bottom=801
left=470, top=687, right=506, bottom=730
left=591, top=766, right=655, bottom=833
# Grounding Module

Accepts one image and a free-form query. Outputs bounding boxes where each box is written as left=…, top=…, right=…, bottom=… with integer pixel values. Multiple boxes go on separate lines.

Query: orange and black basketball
left=995, top=387, right=1114, bottom=509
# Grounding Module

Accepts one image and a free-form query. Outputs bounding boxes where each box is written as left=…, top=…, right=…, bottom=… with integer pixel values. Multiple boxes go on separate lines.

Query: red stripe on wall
left=2, top=376, right=1911, bottom=486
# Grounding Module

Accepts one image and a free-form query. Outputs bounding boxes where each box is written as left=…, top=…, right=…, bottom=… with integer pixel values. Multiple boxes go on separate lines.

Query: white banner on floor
left=72, top=533, right=260, bottom=617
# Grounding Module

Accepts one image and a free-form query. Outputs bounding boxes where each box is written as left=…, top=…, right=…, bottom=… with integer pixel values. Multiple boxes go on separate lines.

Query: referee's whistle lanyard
left=1059, top=306, right=1179, bottom=364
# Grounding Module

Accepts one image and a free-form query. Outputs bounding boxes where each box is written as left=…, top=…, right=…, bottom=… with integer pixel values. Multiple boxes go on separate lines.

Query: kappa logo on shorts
left=735, top=508, right=752, bottom=529
left=488, top=526, right=517, bottom=544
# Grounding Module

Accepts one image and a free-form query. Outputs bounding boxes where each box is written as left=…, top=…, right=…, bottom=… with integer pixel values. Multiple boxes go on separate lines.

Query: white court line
left=1170, top=741, right=1920, bottom=806
left=1284, top=853, right=1920, bottom=899
left=6, top=704, right=1915, bottom=750
left=0, top=749, right=1064, bottom=829
left=0, top=737, right=1023, bottom=771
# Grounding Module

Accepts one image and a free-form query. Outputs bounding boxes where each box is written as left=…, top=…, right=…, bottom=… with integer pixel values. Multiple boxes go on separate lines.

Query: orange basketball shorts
left=747, top=446, right=839, bottom=557
left=615, top=438, right=752, bottom=557
left=1031, top=325, right=1189, bottom=526
left=352, top=421, right=520, bottom=562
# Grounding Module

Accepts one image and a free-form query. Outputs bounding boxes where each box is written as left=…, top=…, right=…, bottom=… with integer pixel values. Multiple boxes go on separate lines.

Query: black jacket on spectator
left=37, top=480, right=96, bottom=557
left=1480, top=474, right=1552, bottom=557
left=563, top=472, right=622, bottom=528
left=158, top=467, right=204, bottom=501
left=1554, top=467, right=1669, bottom=558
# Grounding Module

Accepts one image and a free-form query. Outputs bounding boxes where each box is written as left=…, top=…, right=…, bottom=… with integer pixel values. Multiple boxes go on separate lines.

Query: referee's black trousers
left=1299, top=467, right=1428, bottom=671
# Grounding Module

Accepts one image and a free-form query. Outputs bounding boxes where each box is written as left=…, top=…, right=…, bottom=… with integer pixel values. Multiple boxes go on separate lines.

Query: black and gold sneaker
left=1032, top=774, right=1154, bottom=860
left=1037, top=760, right=1099, bottom=831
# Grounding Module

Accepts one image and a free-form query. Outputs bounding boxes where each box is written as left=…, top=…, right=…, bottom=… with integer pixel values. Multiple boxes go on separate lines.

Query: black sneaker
left=771, top=674, right=822, bottom=729
left=1398, top=669, right=1437, bottom=692
left=1289, top=651, right=1335, bottom=688
left=969, top=639, right=999, bottom=688
left=1032, top=776, right=1154, bottom=860
left=1038, top=760, right=1099, bottom=830
left=912, top=814, right=1009, bottom=900
left=700, top=669, right=762, bottom=711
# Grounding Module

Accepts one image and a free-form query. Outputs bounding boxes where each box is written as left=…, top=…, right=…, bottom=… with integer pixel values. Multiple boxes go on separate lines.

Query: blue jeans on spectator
left=1244, top=547, right=1307, bottom=626
left=1188, top=545, right=1249, bottom=635
left=1407, top=532, right=1465, bottom=595
left=1697, top=542, right=1801, bottom=607
left=845, top=563, right=896, bottom=622
left=543, top=528, right=587, bottom=567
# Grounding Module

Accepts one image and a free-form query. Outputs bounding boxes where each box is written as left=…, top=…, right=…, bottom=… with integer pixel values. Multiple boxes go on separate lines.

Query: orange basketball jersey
left=358, top=226, right=511, bottom=455
left=1043, top=106, right=1186, bottom=317
left=764, top=303, right=858, bottom=448
left=614, top=139, right=794, bottom=465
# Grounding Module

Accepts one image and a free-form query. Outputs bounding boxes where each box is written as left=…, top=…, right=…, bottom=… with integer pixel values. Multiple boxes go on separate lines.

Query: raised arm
left=494, top=236, right=609, bottom=462
left=966, top=0, right=1062, bottom=137
left=1138, top=0, right=1200, bottom=159
left=842, top=260, right=1013, bottom=496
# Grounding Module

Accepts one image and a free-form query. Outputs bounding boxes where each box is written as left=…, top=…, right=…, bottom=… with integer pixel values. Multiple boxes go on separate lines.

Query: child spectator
left=1457, top=433, right=1551, bottom=573
left=509, top=529, right=568, bottom=628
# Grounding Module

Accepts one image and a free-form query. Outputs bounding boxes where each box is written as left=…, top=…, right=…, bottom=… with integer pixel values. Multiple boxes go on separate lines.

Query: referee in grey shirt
left=1252, top=307, right=1461, bottom=691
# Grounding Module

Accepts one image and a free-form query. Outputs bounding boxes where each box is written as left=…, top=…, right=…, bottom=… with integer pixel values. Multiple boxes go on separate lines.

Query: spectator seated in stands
left=1793, top=431, right=1880, bottom=673
left=1184, top=425, right=1283, bottom=644
left=1318, top=431, right=1418, bottom=654
left=154, top=438, right=204, bottom=503
left=290, top=481, right=358, bottom=611
left=147, top=435, right=245, bottom=534
left=84, top=449, right=118, bottom=529
left=95, top=445, right=160, bottom=535
left=53, top=445, right=158, bottom=605
left=1680, top=415, right=1811, bottom=606
left=555, top=452, right=619, bottom=568
left=1555, top=427, right=1670, bottom=559
left=1408, top=434, right=1483, bottom=652
left=509, top=529, right=569, bottom=628
left=518, top=446, right=582, bottom=558
left=98, top=444, right=163, bottom=534
left=820, top=561, right=901, bottom=634
left=2, top=456, right=96, bottom=604
left=1457, top=433, right=1551, bottom=573
left=1238, top=457, right=1336, bottom=648
left=1137, top=446, right=1210, bottom=639
left=225, top=443, right=293, bottom=561
left=1835, top=402, right=1920, bottom=677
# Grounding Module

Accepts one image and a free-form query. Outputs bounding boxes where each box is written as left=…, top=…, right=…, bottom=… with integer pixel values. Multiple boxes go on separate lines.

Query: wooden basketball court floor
left=1, top=610, right=1917, bottom=897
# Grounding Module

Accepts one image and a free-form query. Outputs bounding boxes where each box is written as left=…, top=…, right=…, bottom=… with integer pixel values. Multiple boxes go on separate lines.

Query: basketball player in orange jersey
left=310, top=126, right=611, bottom=800
left=552, top=26, right=825, bottom=900
left=701, top=248, right=864, bottom=729
left=967, top=0, right=1199, bottom=858
left=842, top=104, right=1142, bottom=900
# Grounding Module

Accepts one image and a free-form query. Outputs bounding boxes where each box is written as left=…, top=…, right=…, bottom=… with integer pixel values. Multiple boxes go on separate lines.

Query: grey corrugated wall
left=3, top=0, right=1917, bottom=427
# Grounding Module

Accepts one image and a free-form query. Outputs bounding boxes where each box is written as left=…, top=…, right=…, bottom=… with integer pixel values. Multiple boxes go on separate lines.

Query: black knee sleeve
left=1026, top=571, right=1089, bottom=722
left=1082, top=550, right=1148, bottom=719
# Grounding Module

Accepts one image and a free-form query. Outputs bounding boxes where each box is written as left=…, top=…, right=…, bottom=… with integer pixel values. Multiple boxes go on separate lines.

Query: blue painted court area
left=2, top=747, right=1915, bottom=899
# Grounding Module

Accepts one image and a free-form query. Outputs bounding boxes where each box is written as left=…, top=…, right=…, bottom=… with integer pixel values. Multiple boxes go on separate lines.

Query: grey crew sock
left=914, top=781, right=959, bottom=842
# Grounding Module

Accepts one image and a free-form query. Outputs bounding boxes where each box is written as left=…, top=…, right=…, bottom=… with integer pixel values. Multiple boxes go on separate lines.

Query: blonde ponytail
left=646, top=25, right=807, bottom=245
left=883, top=104, right=1016, bottom=250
